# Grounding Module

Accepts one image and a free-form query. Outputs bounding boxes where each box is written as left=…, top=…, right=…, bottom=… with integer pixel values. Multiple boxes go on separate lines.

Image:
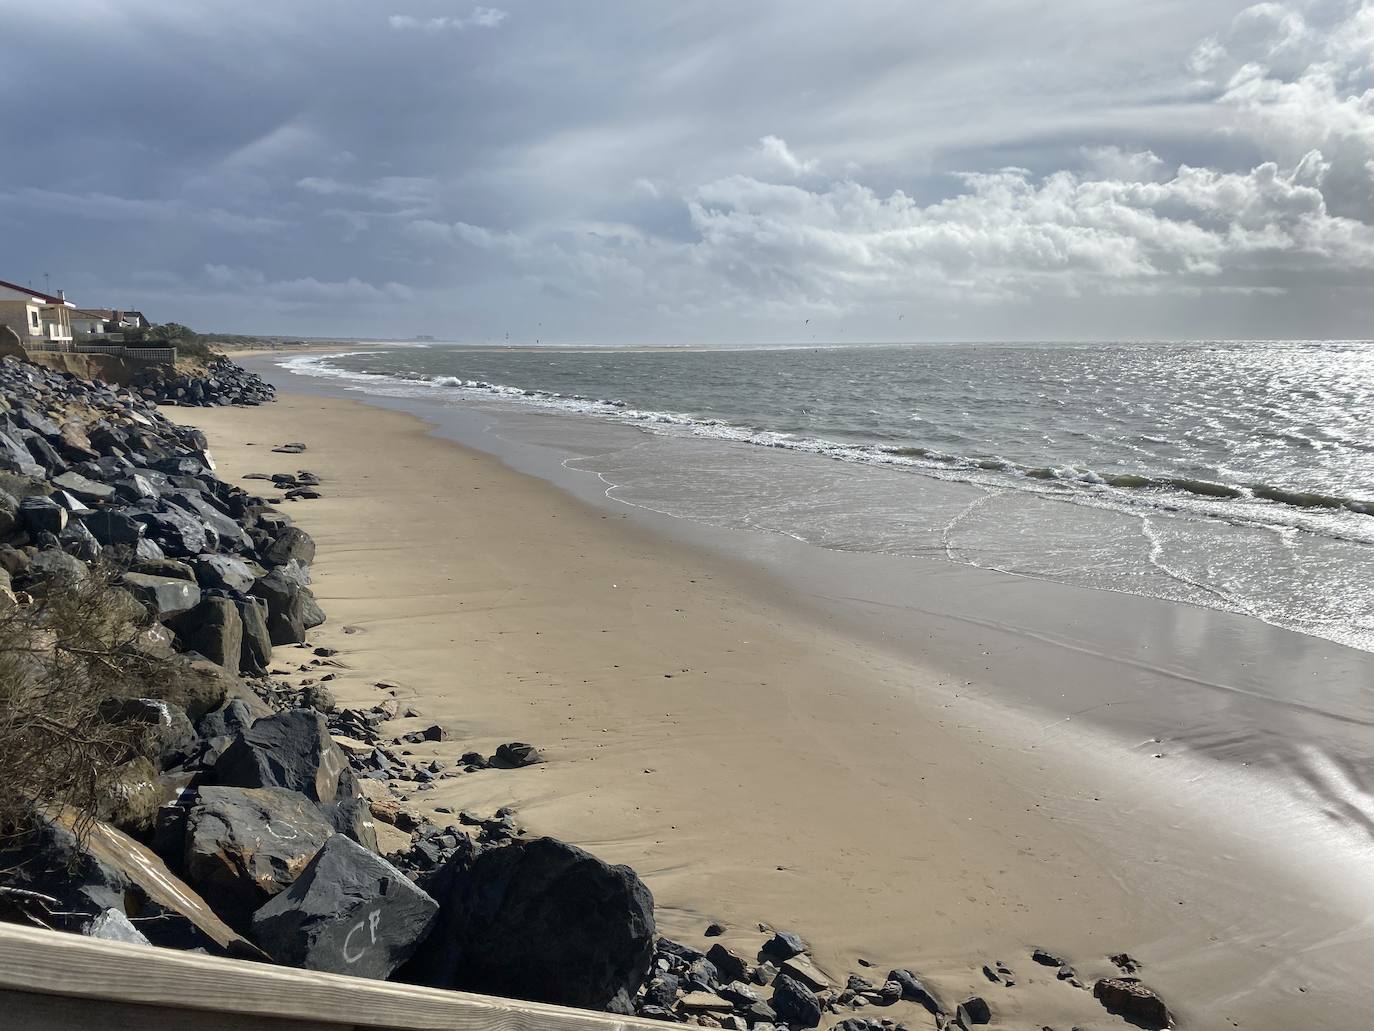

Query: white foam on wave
left=279, top=350, right=1374, bottom=548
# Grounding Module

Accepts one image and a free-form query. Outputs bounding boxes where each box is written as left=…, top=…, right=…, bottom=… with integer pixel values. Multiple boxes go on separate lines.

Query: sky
left=3, top=0, right=1373, bottom=343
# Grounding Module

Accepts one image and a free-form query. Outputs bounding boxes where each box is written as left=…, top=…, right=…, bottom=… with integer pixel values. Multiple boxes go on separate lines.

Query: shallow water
left=286, top=340, right=1374, bottom=652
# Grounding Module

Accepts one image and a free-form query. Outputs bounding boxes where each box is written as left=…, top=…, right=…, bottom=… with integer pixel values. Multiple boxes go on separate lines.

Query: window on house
left=29, top=310, right=39, bottom=329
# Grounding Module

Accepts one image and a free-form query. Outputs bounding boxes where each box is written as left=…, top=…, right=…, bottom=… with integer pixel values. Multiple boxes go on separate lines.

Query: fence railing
left=0, top=922, right=663, bottom=1031
left=21, top=342, right=177, bottom=364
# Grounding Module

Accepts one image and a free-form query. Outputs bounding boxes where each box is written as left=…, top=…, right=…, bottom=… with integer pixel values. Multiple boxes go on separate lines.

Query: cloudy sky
left=4, top=0, right=1373, bottom=342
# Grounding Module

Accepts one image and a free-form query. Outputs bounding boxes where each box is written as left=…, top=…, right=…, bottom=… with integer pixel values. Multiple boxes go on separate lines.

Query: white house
left=0, top=278, right=75, bottom=346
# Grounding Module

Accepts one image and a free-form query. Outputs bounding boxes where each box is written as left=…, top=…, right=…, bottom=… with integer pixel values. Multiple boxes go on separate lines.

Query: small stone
left=704, top=921, right=726, bottom=937
left=494, top=741, right=543, bottom=767
left=751, top=960, right=778, bottom=986
left=1093, top=978, right=1171, bottom=1029
left=706, top=942, right=748, bottom=983
left=956, top=996, right=991, bottom=1026
left=679, top=992, right=733, bottom=1013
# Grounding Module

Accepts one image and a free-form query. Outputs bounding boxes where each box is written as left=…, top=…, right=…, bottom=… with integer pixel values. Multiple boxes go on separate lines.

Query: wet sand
left=174, top=390, right=1374, bottom=1029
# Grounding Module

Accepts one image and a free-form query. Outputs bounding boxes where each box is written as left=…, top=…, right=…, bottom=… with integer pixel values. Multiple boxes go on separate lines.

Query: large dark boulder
left=122, top=571, right=202, bottom=620
left=0, top=430, right=45, bottom=477
left=133, top=506, right=212, bottom=556
left=250, top=835, right=438, bottom=979
left=169, top=597, right=243, bottom=670
left=84, top=508, right=146, bottom=546
left=327, top=795, right=380, bottom=853
left=183, top=786, right=335, bottom=931
left=771, top=973, right=822, bottom=1028
left=235, top=595, right=272, bottom=674
left=212, top=708, right=359, bottom=805
left=51, top=470, right=115, bottom=503
left=97, top=696, right=198, bottom=769
left=263, top=525, right=316, bottom=566
left=251, top=569, right=325, bottom=645
left=18, top=494, right=66, bottom=534
left=407, top=836, right=655, bottom=1012
left=1093, top=978, right=1172, bottom=1029
left=194, top=553, right=257, bottom=594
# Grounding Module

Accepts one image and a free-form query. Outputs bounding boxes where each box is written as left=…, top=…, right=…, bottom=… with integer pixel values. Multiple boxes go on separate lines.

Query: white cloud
left=202, top=264, right=415, bottom=303
left=757, top=135, right=820, bottom=177
left=1195, top=0, right=1374, bottom=220
left=296, top=175, right=438, bottom=208
left=0, top=187, right=284, bottom=233
left=387, top=7, right=507, bottom=33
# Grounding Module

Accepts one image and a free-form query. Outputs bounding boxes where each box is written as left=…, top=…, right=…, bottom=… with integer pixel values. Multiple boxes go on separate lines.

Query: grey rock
left=0, top=430, right=45, bottom=477
left=98, top=697, right=198, bottom=769
left=761, top=930, right=807, bottom=960
left=84, top=509, right=146, bottom=545
left=26, top=548, right=88, bottom=585
left=212, top=708, right=359, bottom=805
left=887, top=968, right=942, bottom=1014
left=1093, top=979, right=1171, bottom=1030
left=0, top=810, right=257, bottom=957
left=706, top=942, right=748, bottom=984
left=771, top=973, right=822, bottom=1028
left=494, top=741, right=543, bottom=767
left=184, top=786, right=335, bottom=930
left=327, top=795, right=381, bottom=853
left=194, top=553, right=257, bottom=594
left=235, top=595, right=272, bottom=674
left=251, top=569, right=326, bottom=645
left=0, top=488, right=17, bottom=536
left=133, top=537, right=166, bottom=561
left=170, top=597, right=244, bottom=670
left=19, top=494, right=66, bottom=534
left=263, top=525, right=316, bottom=566
left=956, top=996, right=991, bottom=1027
left=85, top=908, right=151, bottom=945
left=122, top=571, right=202, bottom=620
left=52, top=470, right=115, bottom=502
left=251, top=835, right=438, bottom=979
left=304, top=683, right=336, bottom=713
left=133, top=506, right=213, bottom=557
left=406, top=835, right=655, bottom=1011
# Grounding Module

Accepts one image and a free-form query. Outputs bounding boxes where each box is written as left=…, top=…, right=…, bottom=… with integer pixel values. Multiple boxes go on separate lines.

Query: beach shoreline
left=173, top=380, right=1374, bottom=1029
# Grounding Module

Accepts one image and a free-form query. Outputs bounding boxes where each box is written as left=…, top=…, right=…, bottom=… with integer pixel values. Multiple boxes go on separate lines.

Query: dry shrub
left=0, top=567, right=198, bottom=846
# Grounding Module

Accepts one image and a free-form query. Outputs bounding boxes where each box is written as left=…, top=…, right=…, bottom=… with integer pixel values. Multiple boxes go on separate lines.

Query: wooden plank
left=0, top=923, right=664, bottom=1031
left=4, top=988, right=336, bottom=1031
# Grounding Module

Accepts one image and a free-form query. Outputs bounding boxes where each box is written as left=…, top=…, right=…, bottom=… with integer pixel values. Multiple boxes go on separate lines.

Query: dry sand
left=175, top=392, right=1358, bottom=1029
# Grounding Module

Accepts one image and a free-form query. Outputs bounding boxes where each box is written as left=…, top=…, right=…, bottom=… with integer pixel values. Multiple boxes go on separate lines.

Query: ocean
left=283, top=340, right=1374, bottom=653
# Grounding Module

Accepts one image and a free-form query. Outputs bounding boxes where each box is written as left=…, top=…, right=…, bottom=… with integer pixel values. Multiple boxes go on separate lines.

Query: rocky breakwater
left=0, top=353, right=659, bottom=1012
left=132, top=354, right=276, bottom=407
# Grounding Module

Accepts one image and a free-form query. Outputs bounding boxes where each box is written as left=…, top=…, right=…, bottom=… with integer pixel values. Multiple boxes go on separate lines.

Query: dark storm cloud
left=2, top=0, right=1371, bottom=341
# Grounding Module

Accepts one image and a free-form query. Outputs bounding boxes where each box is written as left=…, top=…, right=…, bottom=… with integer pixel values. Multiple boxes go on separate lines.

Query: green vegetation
left=123, top=322, right=217, bottom=360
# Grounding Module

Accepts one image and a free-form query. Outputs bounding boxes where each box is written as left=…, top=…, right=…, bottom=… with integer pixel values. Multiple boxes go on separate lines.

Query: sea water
left=283, top=340, right=1374, bottom=653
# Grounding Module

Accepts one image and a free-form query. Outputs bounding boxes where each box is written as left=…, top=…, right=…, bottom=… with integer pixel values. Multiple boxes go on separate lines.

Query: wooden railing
left=0, top=922, right=665, bottom=1031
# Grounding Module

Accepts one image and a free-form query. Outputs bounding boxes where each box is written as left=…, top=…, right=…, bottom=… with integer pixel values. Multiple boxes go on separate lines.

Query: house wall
left=0, top=298, right=42, bottom=340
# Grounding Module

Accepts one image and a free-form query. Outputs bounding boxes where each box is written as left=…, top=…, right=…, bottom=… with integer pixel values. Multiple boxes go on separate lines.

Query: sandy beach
left=174, top=388, right=1372, bottom=1029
